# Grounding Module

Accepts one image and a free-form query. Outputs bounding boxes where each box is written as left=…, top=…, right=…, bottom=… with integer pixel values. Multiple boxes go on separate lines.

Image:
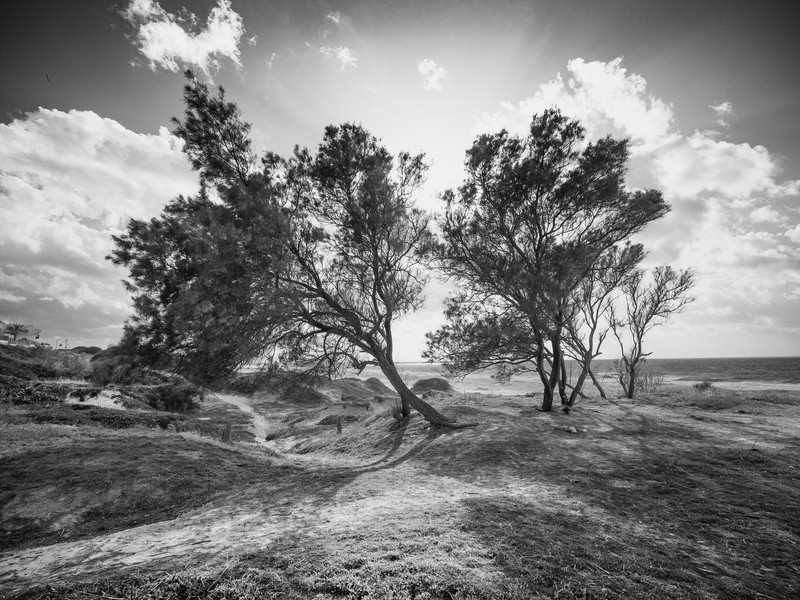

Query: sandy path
left=0, top=440, right=486, bottom=594
left=213, top=393, right=272, bottom=443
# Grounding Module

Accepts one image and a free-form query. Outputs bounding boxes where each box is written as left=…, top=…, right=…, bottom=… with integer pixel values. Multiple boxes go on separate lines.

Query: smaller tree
left=610, top=265, right=695, bottom=398
left=562, top=243, right=644, bottom=403
left=4, top=323, right=29, bottom=342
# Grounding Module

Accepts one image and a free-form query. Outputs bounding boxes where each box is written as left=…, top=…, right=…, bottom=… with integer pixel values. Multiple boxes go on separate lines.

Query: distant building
left=0, top=321, right=42, bottom=345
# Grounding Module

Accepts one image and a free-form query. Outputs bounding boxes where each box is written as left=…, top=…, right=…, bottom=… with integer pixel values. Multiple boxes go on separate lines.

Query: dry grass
left=0, top=427, right=292, bottom=554
left=3, top=384, right=799, bottom=598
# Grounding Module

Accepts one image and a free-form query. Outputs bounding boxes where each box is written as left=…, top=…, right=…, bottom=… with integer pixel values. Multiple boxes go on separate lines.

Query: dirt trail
left=0, top=393, right=466, bottom=593
left=213, top=393, right=272, bottom=443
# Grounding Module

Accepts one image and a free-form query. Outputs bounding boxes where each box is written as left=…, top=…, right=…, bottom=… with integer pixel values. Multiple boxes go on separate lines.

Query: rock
left=568, top=426, right=579, bottom=434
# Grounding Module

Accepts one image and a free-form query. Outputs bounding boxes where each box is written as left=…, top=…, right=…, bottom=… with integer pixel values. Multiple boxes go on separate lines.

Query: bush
left=0, top=345, right=90, bottom=380
left=694, top=380, right=715, bottom=392
left=139, top=384, right=202, bottom=413
left=411, top=378, right=454, bottom=394
left=89, top=353, right=140, bottom=385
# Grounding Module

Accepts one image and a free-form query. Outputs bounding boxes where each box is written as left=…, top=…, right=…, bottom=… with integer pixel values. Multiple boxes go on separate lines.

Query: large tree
left=429, top=110, right=669, bottom=411
left=111, top=72, right=465, bottom=427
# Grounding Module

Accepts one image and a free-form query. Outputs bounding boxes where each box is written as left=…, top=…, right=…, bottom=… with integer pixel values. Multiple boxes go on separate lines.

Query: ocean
left=354, top=356, right=800, bottom=396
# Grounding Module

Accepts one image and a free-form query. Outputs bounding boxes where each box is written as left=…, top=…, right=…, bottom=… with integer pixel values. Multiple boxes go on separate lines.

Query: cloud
left=0, top=108, right=197, bottom=347
left=122, top=0, right=245, bottom=77
left=472, top=57, right=800, bottom=357
left=326, top=12, right=342, bottom=26
left=750, top=206, right=783, bottom=223
left=709, top=101, right=733, bottom=116
left=709, top=101, right=733, bottom=128
left=320, top=46, right=357, bottom=70
left=786, top=225, right=800, bottom=244
left=417, top=58, right=448, bottom=92
left=475, top=58, right=677, bottom=152
left=653, top=133, right=797, bottom=200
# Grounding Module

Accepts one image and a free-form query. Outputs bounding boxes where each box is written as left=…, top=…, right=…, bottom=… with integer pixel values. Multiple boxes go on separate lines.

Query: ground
left=0, top=380, right=798, bottom=599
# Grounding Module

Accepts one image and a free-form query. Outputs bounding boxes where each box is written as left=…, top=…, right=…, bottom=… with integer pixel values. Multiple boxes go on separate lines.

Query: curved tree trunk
left=567, top=364, right=591, bottom=406
left=535, top=345, right=554, bottom=412
left=588, top=367, right=607, bottom=399
left=380, top=361, right=461, bottom=426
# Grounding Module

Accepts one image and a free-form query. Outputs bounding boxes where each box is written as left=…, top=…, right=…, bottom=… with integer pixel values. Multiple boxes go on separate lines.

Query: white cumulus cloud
left=417, top=58, right=448, bottom=92
left=320, top=46, right=357, bottom=70
left=472, top=57, right=800, bottom=354
left=475, top=57, right=677, bottom=152
left=122, top=0, right=245, bottom=77
left=0, top=108, right=197, bottom=347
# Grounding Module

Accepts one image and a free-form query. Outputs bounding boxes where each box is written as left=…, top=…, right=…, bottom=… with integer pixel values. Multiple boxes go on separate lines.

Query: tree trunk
left=626, top=359, right=637, bottom=399
left=558, top=353, right=568, bottom=405
left=535, top=346, right=554, bottom=412
left=588, top=367, right=607, bottom=399
left=400, top=395, right=410, bottom=417
left=567, top=360, right=591, bottom=406
left=380, top=361, right=459, bottom=426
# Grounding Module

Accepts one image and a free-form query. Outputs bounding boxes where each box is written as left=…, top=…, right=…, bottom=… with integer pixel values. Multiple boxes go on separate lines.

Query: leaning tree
left=111, top=71, right=466, bottom=427
left=428, top=110, right=670, bottom=411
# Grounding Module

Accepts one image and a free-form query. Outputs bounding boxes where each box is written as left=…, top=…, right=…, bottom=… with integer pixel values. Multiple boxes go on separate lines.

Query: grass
left=0, top=428, right=291, bottom=553
left=3, top=385, right=800, bottom=598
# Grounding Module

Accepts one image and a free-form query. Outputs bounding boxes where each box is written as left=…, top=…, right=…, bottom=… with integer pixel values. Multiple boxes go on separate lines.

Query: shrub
left=140, top=383, right=202, bottom=413
left=411, top=378, right=454, bottom=394
left=694, top=380, right=715, bottom=392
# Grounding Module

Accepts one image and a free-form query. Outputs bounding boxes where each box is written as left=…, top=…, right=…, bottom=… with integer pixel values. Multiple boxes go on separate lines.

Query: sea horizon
left=359, top=356, right=800, bottom=394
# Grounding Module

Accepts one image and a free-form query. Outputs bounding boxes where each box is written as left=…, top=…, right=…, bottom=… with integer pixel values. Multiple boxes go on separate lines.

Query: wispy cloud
left=417, top=58, right=448, bottom=92
left=320, top=46, right=357, bottom=70
left=326, top=11, right=342, bottom=26
left=122, top=0, right=245, bottom=77
left=709, top=100, right=733, bottom=128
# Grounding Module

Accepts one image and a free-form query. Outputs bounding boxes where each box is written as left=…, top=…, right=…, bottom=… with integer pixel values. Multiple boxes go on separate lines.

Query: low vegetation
left=0, top=345, right=90, bottom=382
left=2, top=379, right=798, bottom=598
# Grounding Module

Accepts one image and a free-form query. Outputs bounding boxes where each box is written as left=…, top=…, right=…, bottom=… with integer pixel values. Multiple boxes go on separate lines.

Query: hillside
left=1, top=374, right=799, bottom=598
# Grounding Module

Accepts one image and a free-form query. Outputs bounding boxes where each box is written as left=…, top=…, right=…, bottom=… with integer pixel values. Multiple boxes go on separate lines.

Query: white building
left=0, top=321, right=42, bottom=345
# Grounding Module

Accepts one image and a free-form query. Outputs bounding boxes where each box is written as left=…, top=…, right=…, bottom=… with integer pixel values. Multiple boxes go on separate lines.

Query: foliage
left=428, top=109, right=669, bottom=411
left=140, top=383, right=202, bottom=413
left=694, top=380, right=715, bottom=392
left=611, top=265, right=695, bottom=398
left=110, top=72, right=460, bottom=426
left=89, top=334, right=151, bottom=385
left=610, top=358, right=667, bottom=396
left=3, top=322, right=29, bottom=341
left=70, top=346, right=103, bottom=355
left=0, top=345, right=90, bottom=381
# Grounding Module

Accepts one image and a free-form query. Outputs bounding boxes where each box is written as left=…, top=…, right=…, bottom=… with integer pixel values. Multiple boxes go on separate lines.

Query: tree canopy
left=427, top=110, right=670, bottom=410
left=111, top=71, right=463, bottom=427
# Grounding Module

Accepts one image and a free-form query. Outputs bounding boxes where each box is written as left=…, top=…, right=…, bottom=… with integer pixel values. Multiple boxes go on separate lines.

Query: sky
left=1, top=0, right=799, bottom=360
